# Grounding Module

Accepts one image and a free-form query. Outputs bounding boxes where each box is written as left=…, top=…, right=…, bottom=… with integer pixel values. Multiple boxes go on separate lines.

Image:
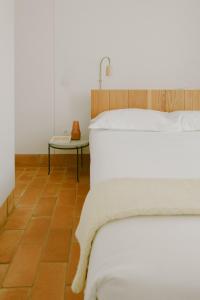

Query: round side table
left=48, top=138, right=89, bottom=182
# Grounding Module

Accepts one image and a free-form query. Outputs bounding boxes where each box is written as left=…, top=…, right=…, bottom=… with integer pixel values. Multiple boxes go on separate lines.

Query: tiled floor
left=0, top=162, right=89, bottom=299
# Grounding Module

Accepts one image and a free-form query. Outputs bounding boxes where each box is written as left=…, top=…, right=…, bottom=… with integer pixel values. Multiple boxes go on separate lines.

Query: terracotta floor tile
left=0, top=165, right=90, bottom=297
left=29, top=178, right=47, bottom=189
left=36, top=167, right=48, bottom=176
left=0, top=202, right=7, bottom=229
left=62, top=179, right=76, bottom=189
left=51, top=206, right=74, bottom=230
left=77, top=179, right=89, bottom=187
left=0, top=265, right=8, bottom=287
left=53, top=167, right=66, bottom=171
left=13, top=183, right=27, bottom=198
left=36, top=171, right=47, bottom=177
left=25, top=167, right=38, bottom=172
left=18, top=173, right=34, bottom=183
left=22, top=217, right=50, bottom=245
left=33, top=197, right=57, bottom=217
left=24, top=169, right=38, bottom=175
left=77, top=194, right=86, bottom=204
left=72, top=217, right=80, bottom=239
left=0, top=230, right=23, bottom=263
left=15, top=168, right=25, bottom=178
left=75, top=196, right=85, bottom=217
left=42, top=229, right=71, bottom=262
left=65, top=286, right=83, bottom=300
left=79, top=174, right=90, bottom=183
left=48, top=174, right=65, bottom=184
left=65, top=173, right=76, bottom=181
left=3, top=244, right=42, bottom=287
left=17, top=187, right=41, bottom=207
left=74, top=208, right=82, bottom=217
left=35, top=175, right=49, bottom=181
left=67, top=167, right=76, bottom=173
left=58, top=189, right=76, bottom=206
left=42, top=184, right=61, bottom=196
left=31, top=263, right=66, bottom=300
left=0, top=288, right=29, bottom=300
left=4, top=208, right=33, bottom=230
left=7, top=194, right=15, bottom=215
left=80, top=169, right=90, bottom=176
left=66, top=243, right=80, bottom=285
left=77, top=186, right=89, bottom=198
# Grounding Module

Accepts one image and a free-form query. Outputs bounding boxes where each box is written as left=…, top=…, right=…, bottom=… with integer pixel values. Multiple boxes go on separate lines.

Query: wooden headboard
left=91, top=89, right=200, bottom=118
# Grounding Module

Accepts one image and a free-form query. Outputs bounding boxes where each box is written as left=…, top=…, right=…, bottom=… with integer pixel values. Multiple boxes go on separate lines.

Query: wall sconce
left=99, top=56, right=111, bottom=89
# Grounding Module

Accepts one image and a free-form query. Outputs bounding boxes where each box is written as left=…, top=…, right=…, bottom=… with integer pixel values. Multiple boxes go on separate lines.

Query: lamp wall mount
left=99, top=56, right=111, bottom=89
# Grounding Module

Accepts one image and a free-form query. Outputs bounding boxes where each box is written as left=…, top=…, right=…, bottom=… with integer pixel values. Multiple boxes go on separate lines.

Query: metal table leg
left=76, top=148, right=79, bottom=182
left=48, top=144, right=51, bottom=175
left=81, top=147, right=83, bottom=168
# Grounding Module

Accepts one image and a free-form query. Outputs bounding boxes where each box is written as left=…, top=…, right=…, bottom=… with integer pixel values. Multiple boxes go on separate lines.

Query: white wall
left=15, top=0, right=54, bottom=154
left=16, top=0, right=200, bottom=153
left=0, top=0, right=15, bottom=204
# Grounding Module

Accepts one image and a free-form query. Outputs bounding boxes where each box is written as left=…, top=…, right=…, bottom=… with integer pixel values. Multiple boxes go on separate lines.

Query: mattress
left=90, top=129, right=200, bottom=187
left=85, top=129, right=200, bottom=300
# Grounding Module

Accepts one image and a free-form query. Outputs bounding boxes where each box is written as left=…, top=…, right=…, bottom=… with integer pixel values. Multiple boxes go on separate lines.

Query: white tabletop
left=49, top=137, right=89, bottom=149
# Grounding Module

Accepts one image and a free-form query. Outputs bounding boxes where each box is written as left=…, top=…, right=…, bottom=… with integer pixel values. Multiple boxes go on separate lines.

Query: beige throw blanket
left=72, top=178, right=200, bottom=293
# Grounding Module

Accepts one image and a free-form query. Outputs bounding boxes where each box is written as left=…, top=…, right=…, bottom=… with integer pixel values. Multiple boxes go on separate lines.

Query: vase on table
left=71, top=121, right=81, bottom=140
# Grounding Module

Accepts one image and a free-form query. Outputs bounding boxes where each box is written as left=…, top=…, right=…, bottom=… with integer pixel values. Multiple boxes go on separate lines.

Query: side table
left=48, top=138, right=89, bottom=182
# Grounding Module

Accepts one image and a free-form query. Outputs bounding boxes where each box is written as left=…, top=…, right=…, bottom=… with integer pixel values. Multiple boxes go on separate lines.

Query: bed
left=73, top=89, right=200, bottom=300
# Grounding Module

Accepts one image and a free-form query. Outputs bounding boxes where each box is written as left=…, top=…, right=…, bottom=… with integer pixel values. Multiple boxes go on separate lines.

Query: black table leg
left=81, top=147, right=83, bottom=168
left=48, top=144, right=51, bottom=175
left=76, top=148, right=79, bottom=182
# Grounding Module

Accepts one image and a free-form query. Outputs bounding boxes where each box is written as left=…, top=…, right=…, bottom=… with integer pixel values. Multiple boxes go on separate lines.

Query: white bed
left=90, top=129, right=200, bottom=187
left=86, top=216, right=200, bottom=300
left=85, top=128, right=200, bottom=300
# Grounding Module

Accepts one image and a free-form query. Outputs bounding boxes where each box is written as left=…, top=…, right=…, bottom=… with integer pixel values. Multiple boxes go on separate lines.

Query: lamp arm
left=99, top=56, right=111, bottom=89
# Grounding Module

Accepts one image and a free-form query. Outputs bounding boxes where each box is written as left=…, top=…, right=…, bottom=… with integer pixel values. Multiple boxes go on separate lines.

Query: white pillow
left=170, top=111, right=200, bottom=131
left=89, top=109, right=200, bottom=132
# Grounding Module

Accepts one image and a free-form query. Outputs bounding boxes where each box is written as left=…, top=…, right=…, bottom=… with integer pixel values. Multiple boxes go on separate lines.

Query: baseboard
left=0, top=190, right=15, bottom=229
left=15, top=154, right=90, bottom=168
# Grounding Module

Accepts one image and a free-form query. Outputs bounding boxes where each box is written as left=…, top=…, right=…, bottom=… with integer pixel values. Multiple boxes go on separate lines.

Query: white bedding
left=85, top=129, right=200, bottom=300
left=86, top=216, right=200, bottom=300
left=90, top=130, right=200, bottom=187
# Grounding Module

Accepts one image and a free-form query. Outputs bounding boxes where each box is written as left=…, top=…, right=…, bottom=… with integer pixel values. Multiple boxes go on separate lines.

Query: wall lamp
left=99, top=56, right=111, bottom=89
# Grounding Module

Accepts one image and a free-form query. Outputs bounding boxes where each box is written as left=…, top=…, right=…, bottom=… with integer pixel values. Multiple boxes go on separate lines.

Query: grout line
left=29, top=166, right=69, bottom=296
left=0, top=166, right=89, bottom=298
left=64, top=265, right=68, bottom=298
left=1, top=170, right=40, bottom=288
left=15, top=171, right=38, bottom=208
left=27, top=171, right=60, bottom=298
left=1, top=169, right=49, bottom=291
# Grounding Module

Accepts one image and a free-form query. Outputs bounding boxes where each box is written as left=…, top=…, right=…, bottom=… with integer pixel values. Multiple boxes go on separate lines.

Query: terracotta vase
left=71, top=121, right=81, bottom=140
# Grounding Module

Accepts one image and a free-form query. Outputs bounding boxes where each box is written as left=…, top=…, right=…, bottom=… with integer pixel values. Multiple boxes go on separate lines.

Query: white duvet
left=86, top=216, right=200, bottom=300
left=83, top=129, right=200, bottom=300
left=90, top=130, right=200, bottom=187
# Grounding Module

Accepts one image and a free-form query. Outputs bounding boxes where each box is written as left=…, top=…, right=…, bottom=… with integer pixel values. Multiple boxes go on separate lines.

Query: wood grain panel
left=185, top=90, right=200, bottom=110
left=128, top=90, right=148, bottom=109
left=91, top=90, right=109, bottom=118
left=109, top=90, right=129, bottom=110
left=150, top=90, right=166, bottom=111
left=91, top=89, right=200, bottom=117
left=166, top=90, right=185, bottom=112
